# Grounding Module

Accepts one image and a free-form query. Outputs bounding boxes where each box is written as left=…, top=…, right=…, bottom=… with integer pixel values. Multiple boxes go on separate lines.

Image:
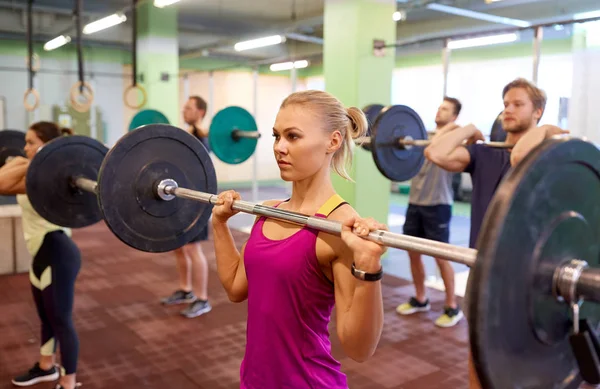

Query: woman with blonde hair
left=212, top=90, right=387, bottom=388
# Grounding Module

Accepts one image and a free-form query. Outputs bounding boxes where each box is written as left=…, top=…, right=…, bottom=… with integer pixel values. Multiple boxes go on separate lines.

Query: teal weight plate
left=209, top=106, right=258, bottom=164
left=129, top=109, right=170, bottom=131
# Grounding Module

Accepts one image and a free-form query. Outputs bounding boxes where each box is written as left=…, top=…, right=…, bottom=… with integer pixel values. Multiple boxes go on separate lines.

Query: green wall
left=0, top=39, right=130, bottom=64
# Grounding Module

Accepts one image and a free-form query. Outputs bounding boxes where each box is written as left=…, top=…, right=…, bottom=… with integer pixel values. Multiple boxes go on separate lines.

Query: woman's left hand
left=340, top=216, right=387, bottom=273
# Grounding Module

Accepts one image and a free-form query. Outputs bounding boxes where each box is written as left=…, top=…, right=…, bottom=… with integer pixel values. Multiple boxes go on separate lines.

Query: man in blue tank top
left=424, top=78, right=568, bottom=388
left=160, top=95, right=212, bottom=318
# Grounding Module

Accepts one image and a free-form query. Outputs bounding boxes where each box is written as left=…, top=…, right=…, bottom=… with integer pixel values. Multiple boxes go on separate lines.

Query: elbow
left=424, top=146, right=445, bottom=166
left=510, top=150, right=523, bottom=167
left=226, top=290, right=247, bottom=303
left=340, top=332, right=382, bottom=363
left=346, top=346, right=377, bottom=363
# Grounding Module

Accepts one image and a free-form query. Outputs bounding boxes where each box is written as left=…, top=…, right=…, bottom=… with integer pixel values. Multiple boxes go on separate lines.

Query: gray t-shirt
left=408, top=159, right=454, bottom=206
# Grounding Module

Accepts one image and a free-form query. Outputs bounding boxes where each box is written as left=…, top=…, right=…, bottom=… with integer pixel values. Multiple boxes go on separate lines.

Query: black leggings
left=30, top=230, right=81, bottom=375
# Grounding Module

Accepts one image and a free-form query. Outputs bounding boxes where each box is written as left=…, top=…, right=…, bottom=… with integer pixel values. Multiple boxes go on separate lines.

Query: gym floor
left=0, top=186, right=593, bottom=389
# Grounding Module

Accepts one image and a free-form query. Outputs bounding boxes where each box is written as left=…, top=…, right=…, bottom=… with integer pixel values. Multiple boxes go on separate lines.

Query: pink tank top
left=240, top=194, right=348, bottom=389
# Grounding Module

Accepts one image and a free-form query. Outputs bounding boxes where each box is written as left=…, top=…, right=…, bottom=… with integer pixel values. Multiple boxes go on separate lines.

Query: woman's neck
left=288, top=168, right=336, bottom=213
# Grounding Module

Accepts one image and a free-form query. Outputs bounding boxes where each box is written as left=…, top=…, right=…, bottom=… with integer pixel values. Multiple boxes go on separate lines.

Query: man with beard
left=396, top=97, right=464, bottom=328
left=424, top=77, right=567, bottom=387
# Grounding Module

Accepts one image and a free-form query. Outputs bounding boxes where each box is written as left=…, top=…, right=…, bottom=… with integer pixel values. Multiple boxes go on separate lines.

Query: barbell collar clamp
left=553, top=259, right=589, bottom=304
left=156, top=179, right=177, bottom=201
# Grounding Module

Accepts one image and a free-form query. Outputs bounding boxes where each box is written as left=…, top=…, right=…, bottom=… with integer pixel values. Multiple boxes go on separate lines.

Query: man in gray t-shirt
left=396, top=97, right=463, bottom=328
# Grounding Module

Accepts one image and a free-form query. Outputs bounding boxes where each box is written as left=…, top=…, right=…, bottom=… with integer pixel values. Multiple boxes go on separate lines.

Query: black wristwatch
left=351, top=262, right=383, bottom=282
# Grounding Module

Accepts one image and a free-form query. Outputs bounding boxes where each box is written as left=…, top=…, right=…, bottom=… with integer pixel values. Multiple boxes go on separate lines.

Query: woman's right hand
left=212, top=190, right=242, bottom=223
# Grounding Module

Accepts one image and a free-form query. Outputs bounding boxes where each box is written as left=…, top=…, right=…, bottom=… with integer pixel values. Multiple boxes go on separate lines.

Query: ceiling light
left=270, top=60, right=309, bottom=72
left=234, top=35, right=285, bottom=52
left=83, top=13, right=127, bottom=35
left=447, top=33, right=518, bottom=50
left=426, top=3, right=530, bottom=28
left=44, top=35, right=71, bottom=51
left=393, top=11, right=406, bottom=22
left=154, top=0, right=181, bottom=8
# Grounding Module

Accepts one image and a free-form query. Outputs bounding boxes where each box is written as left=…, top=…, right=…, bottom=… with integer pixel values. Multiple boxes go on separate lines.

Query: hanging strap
left=74, top=0, right=84, bottom=93
left=132, top=0, right=137, bottom=87
left=27, top=0, right=34, bottom=90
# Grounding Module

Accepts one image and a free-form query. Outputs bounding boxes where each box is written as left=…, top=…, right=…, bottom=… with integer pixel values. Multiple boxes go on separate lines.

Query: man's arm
left=424, top=124, right=482, bottom=172
left=510, top=125, right=569, bottom=166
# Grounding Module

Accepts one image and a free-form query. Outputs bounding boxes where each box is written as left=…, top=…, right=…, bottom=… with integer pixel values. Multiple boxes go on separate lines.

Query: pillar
left=137, top=2, right=179, bottom=124
left=323, top=0, right=396, bottom=222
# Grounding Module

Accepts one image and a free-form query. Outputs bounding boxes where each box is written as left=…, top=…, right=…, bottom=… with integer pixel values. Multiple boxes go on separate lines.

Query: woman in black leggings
left=0, top=122, right=81, bottom=389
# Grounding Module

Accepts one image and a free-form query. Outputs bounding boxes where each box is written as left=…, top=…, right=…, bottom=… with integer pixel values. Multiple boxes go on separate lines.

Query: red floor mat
left=0, top=222, right=471, bottom=389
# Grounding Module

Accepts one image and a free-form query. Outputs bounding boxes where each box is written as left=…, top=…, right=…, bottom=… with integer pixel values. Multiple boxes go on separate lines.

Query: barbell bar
left=68, top=158, right=478, bottom=265
left=206, top=104, right=382, bottom=164
left=22, top=123, right=600, bottom=388
left=355, top=135, right=513, bottom=149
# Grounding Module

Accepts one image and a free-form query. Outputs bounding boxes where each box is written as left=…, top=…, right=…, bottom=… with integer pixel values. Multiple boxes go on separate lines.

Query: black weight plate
left=361, top=104, right=384, bottom=151
left=371, top=105, right=427, bottom=182
left=98, top=124, right=217, bottom=253
left=26, top=136, right=107, bottom=228
left=468, top=137, right=600, bottom=389
left=0, top=129, right=26, bottom=168
left=490, top=110, right=507, bottom=142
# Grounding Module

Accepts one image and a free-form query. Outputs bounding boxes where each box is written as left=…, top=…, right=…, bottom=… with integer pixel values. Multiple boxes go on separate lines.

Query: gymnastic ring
left=123, top=84, right=148, bottom=109
left=23, top=88, right=40, bottom=112
left=70, top=81, right=94, bottom=113
left=26, top=53, right=41, bottom=72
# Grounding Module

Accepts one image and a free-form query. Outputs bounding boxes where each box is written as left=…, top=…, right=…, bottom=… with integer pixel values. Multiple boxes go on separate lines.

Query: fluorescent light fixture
left=393, top=11, right=406, bottom=22
left=44, top=35, right=71, bottom=51
left=154, top=0, right=181, bottom=8
left=426, top=3, right=531, bottom=28
left=83, top=13, right=127, bottom=35
left=574, top=10, right=600, bottom=20
left=234, top=35, right=285, bottom=52
left=269, top=60, right=309, bottom=72
left=447, top=33, right=518, bottom=50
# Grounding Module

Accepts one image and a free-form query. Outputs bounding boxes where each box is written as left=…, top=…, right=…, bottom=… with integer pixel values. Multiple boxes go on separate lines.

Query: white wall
left=568, top=47, right=600, bottom=144
left=180, top=70, right=307, bottom=183
left=391, top=54, right=573, bottom=136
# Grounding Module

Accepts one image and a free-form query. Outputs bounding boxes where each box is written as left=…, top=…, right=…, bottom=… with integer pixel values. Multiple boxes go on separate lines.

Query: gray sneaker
left=161, top=290, right=197, bottom=305
left=181, top=300, right=212, bottom=318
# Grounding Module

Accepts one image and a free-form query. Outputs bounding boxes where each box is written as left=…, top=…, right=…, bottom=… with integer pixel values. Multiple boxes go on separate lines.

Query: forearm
left=340, top=279, right=383, bottom=362
left=0, top=165, right=27, bottom=194
left=427, top=125, right=476, bottom=157
left=211, top=219, right=244, bottom=299
left=510, top=127, right=547, bottom=166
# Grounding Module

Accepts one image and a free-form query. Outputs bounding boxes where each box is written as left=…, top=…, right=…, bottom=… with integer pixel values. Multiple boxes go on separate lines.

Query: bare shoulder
left=327, top=203, right=358, bottom=223
left=318, top=203, right=357, bottom=250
